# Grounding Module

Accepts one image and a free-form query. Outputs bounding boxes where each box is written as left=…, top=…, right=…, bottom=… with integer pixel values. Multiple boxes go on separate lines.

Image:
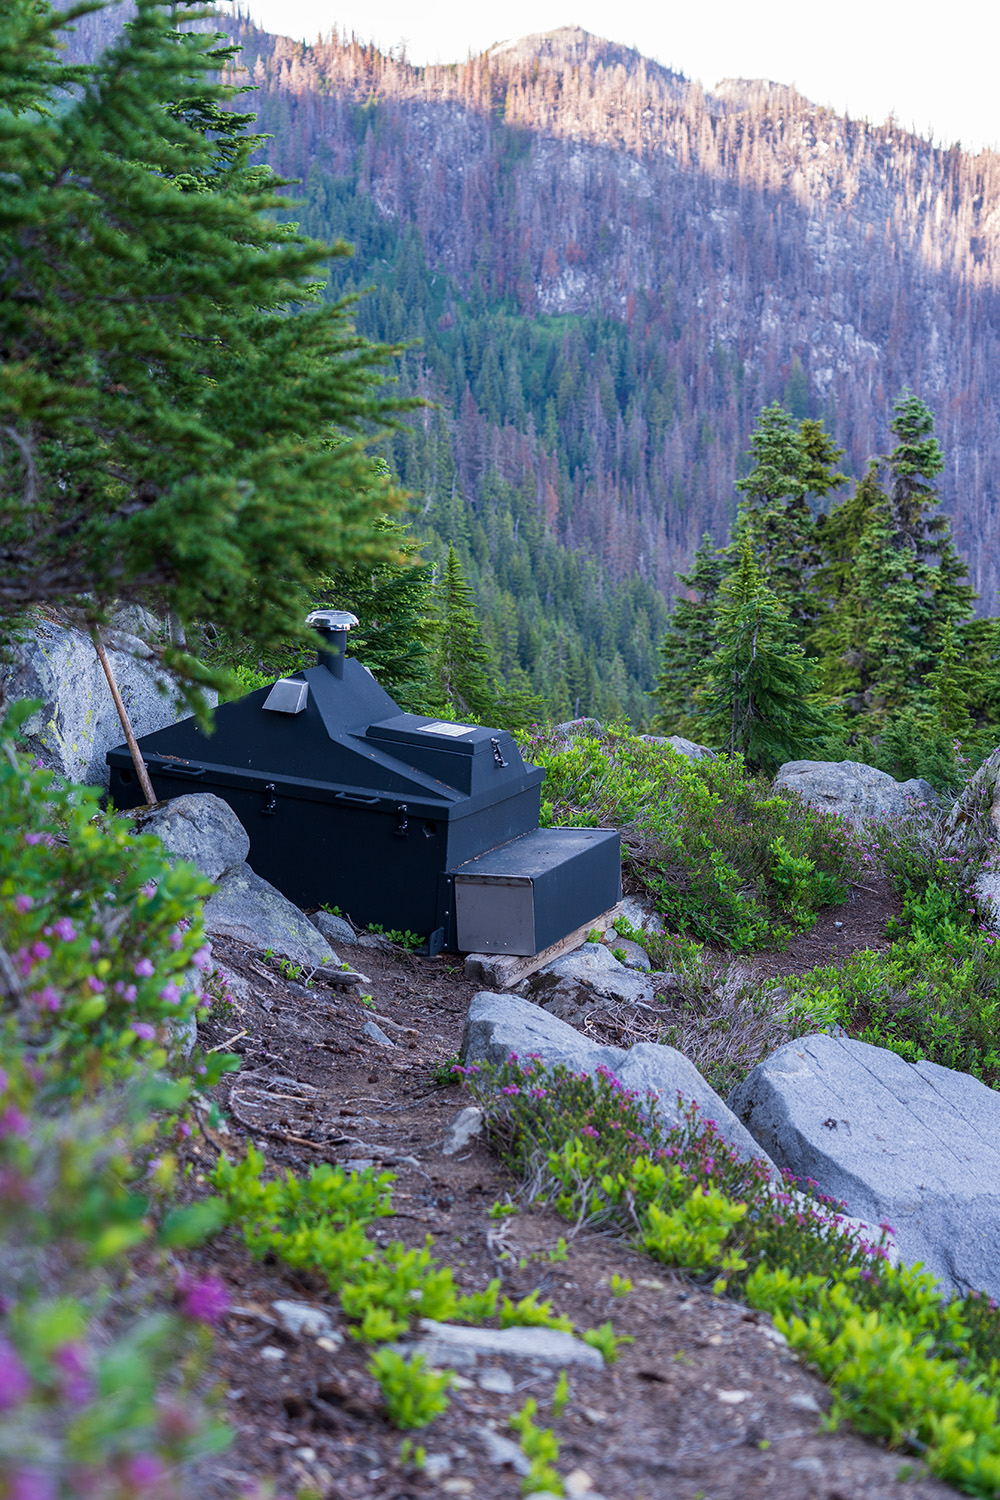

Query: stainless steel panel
left=262, top=678, right=308, bottom=714
left=454, top=876, right=535, bottom=955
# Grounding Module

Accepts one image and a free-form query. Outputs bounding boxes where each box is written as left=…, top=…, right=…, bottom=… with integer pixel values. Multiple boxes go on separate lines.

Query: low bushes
left=464, top=1054, right=1000, bottom=1498
left=0, top=706, right=239, bottom=1497
left=523, top=725, right=858, bottom=948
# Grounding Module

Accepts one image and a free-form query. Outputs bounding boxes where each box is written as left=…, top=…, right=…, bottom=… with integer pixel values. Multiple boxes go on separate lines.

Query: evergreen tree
left=924, top=620, right=975, bottom=739
left=317, top=507, right=434, bottom=713
left=0, top=0, right=411, bottom=689
left=654, top=534, right=727, bottom=736
left=731, top=403, right=846, bottom=637
left=703, top=535, right=833, bottom=773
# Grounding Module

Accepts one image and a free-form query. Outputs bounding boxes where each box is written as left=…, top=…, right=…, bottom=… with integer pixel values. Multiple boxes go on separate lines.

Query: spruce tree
left=0, top=0, right=411, bottom=686
left=703, top=535, right=833, bottom=773
left=654, top=534, right=727, bottom=736
left=731, top=403, right=846, bottom=638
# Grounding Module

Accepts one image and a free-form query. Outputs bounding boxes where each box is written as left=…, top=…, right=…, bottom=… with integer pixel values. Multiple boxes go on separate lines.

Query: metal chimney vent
left=262, top=678, right=309, bottom=714
left=306, top=608, right=359, bottom=679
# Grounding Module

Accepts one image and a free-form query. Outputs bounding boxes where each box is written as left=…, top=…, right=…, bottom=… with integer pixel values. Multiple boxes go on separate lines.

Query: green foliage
left=509, top=1397, right=563, bottom=1496
left=0, top=716, right=238, bottom=1494
left=654, top=533, right=727, bottom=737
left=211, top=1145, right=500, bottom=1346
left=581, top=1321, right=633, bottom=1363
left=703, top=535, right=835, bottom=773
left=0, top=0, right=411, bottom=696
left=526, top=723, right=857, bottom=948
left=367, top=1349, right=451, bottom=1430
left=499, top=1292, right=573, bottom=1333
left=467, top=1054, right=1000, bottom=1498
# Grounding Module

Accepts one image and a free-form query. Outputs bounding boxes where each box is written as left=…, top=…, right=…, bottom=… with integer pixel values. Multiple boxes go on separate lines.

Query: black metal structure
left=107, top=613, right=621, bottom=954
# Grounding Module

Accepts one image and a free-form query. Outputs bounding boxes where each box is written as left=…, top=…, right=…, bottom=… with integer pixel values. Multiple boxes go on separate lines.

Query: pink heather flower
left=13, top=895, right=32, bottom=914
left=0, top=1069, right=6, bottom=1095
left=8, top=1469, right=55, bottom=1500
left=29, top=942, right=50, bottom=963
left=86, top=977, right=104, bottom=995
left=23, top=831, right=42, bottom=846
left=133, top=1023, right=156, bottom=1042
left=0, top=1107, right=29, bottom=1138
left=140, top=883, right=157, bottom=899
left=158, top=983, right=181, bottom=1005
left=54, top=1344, right=92, bottom=1405
left=191, top=947, right=212, bottom=973
left=13, top=949, right=32, bottom=978
left=90, top=939, right=99, bottom=957
left=134, top=958, right=155, bottom=978
left=177, top=1121, right=192, bottom=1138
left=0, top=1339, right=30, bottom=1410
left=30, top=987, right=60, bottom=1013
left=178, top=1273, right=228, bottom=1325
left=169, top=930, right=183, bottom=951
left=124, top=1454, right=164, bottom=1487
left=51, top=917, right=75, bottom=941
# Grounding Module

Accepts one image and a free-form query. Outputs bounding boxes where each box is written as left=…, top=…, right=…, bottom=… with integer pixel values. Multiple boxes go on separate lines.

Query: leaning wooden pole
left=90, top=626, right=157, bottom=807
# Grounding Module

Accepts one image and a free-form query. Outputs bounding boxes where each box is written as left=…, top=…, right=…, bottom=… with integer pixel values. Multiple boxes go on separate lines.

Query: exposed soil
left=178, top=886, right=957, bottom=1500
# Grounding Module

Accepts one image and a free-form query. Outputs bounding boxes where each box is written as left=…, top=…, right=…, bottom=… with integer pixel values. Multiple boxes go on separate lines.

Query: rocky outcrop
left=0, top=610, right=196, bottom=791
left=130, top=793, right=250, bottom=882
left=461, top=991, right=774, bottom=1171
left=729, top=1033, right=1000, bottom=1299
left=773, top=760, right=938, bottom=825
left=946, top=745, right=1000, bottom=841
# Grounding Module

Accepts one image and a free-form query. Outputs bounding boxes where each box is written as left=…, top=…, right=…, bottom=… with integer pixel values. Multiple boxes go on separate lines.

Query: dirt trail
left=182, top=905, right=954, bottom=1500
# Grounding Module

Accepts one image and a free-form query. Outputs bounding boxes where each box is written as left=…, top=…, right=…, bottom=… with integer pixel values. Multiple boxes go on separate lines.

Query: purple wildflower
left=191, top=947, right=212, bottom=973
left=51, top=917, right=75, bottom=941
left=158, top=983, right=181, bottom=1005
left=86, top=977, right=104, bottom=994
left=0, top=1107, right=29, bottom=1139
left=133, top=1022, right=156, bottom=1041
left=124, top=1454, right=165, bottom=1487
left=29, top=942, right=50, bottom=963
left=134, top=958, right=155, bottom=978
left=13, top=895, right=32, bottom=914
left=0, top=1339, right=30, bottom=1409
left=23, top=831, right=42, bottom=847
left=178, top=1273, right=228, bottom=1325
left=7, top=1470, right=55, bottom=1500
left=54, top=1344, right=92, bottom=1405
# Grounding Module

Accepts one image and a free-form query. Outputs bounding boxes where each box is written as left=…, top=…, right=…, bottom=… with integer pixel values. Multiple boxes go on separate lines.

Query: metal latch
left=491, top=737, right=508, bottom=768
left=261, top=783, right=277, bottom=816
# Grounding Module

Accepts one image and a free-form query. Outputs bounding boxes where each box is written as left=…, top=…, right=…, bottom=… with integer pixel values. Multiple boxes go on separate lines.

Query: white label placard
left=422, top=720, right=475, bottom=737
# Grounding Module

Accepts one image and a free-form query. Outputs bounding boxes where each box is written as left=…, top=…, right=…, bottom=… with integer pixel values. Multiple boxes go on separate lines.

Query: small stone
left=565, top=1473, right=595, bottom=1498
left=416, top=1319, right=604, bottom=1368
left=476, top=1427, right=530, bottom=1474
left=442, top=1105, right=485, bottom=1156
left=477, top=1366, right=515, bottom=1394
left=316, top=1337, right=340, bottom=1354
left=310, top=910, right=358, bottom=947
left=362, top=1019, right=395, bottom=1048
left=788, top=1392, right=822, bottom=1413
left=260, top=1345, right=285, bottom=1361
left=607, top=937, right=651, bottom=972
left=717, top=1389, right=752, bottom=1404
left=422, top=1454, right=452, bottom=1480
left=294, top=1447, right=316, bottom=1463
left=440, top=1481, right=473, bottom=1495
left=791, top=1457, right=825, bottom=1476
left=272, top=1300, right=336, bottom=1341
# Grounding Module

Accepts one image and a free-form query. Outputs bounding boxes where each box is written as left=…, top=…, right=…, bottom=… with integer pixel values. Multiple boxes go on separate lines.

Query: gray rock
left=947, top=745, right=1000, bottom=840
left=442, top=1105, right=485, bottom=1156
left=272, top=1301, right=339, bottom=1341
left=0, top=610, right=212, bottom=792
left=974, top=870, right=1000, bottom=931
left=462, top=992, right=774, bottom=1172
left=107, top=604, right=163, bottom=642
left=130, top=793, right=250, bottom=882
left=641, top=734, right=717, bottom=762
left=536, top=942, right=654, bottom=1006
left=202, top=862, right=334, bottom=967
left=551, top=717, right=604, bottom=740
left=416, top=1318, right=604, bottom=1368
left=728, top=1033, right=1000, bottom=1297
left=477, top=1367, right=515, bottom=1394
left=773, top=759, right=939, bottom=825
left=362, top=1019, right=395, bottom=1048
left=606, top=937, right=651, bottom=972
left=310, top=910, right=358, bottom=947
left=616, top=896, right=664, bottom=936
left=477, top=1427, right=531, bottom=1474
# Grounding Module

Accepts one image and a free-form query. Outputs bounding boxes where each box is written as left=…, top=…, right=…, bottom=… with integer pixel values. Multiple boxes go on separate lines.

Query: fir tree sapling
left=654, top=534, right=727, bottom=737
left=704, top=534, right=833, bottom=773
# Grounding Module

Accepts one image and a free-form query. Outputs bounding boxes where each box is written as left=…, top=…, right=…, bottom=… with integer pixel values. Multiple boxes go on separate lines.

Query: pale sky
left=239, top=0, right=999, bottom=154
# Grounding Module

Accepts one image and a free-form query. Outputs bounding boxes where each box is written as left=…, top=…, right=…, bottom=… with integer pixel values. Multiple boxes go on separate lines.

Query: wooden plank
left=463, top=901, right=624, bottom=991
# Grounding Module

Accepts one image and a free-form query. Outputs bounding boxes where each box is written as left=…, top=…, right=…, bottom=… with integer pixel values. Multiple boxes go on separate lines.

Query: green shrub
left=521, top=724, right=857, bottom=948
left=0, top=708, right=240, bottom=1497
left=465, top=1054, right=1000, bottom=1498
